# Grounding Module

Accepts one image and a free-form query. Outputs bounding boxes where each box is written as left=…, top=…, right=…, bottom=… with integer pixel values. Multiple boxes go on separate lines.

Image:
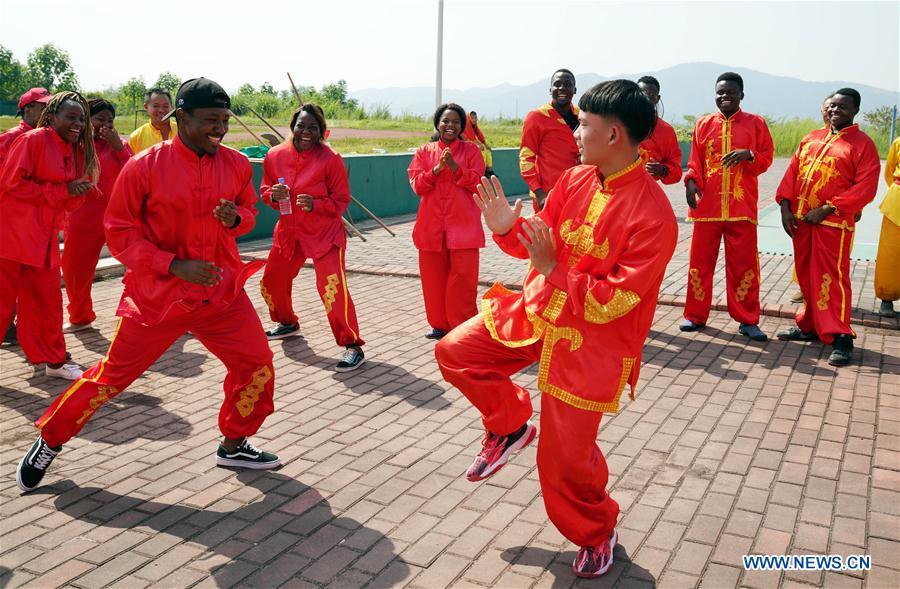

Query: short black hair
left=432, top=103, right=467, bottom=133
left=578, top=79, right=656, bottom=144
left=469, top=110, right=477, bottom=116
left=637, top=75, right=660, bottom=91
left=716, top=72, right=744, bottom=92
left=144, top=87, right=172, bottom=103
left=290, top=103, right=328, bottom=141
left=552, top=68, right=575, bottom=83
left=88, top=98, right=116, bottom=117
left=832, top=87, right=861, bottom=109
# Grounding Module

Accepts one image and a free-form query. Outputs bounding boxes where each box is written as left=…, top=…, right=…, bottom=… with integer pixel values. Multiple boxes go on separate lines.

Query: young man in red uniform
left=775, top=88, right=880, bottom=366
left=17, top=78, right=280, bottom=493
left=62, top=99, right=132, bottom=333
left=682, top=72, right=774, bottom=341
left=437, top=80, right=677, bottom=578
left=637, top=76, right=682, bottom=185
left=519, top=69, right=581, bottom=211
left=0, top=91, right=96, bottom=381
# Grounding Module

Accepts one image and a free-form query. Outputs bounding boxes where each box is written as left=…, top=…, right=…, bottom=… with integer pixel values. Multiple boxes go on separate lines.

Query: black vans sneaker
left=828, top=335, right=854, bottom=367
left=335, top=346, right=365, bottom=372
left=216, top=439, right=281, bottom=469
left=265, top=323, right=300, bottom=340
left=17, top=437, right=62, bottom=492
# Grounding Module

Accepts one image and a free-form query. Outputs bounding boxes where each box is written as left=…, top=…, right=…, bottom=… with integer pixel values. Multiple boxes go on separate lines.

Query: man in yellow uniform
left=127, top=88, right=177, bottom=154
left=876, top=137, right=900, bottom=317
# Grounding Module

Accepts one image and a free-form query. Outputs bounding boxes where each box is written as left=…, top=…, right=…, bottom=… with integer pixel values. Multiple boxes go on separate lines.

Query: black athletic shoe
left=265, top=323, right=300, bottom=340
left=3, top=324, right=17, bottom=346
left=828, top=335, right=854, bottom=367
left=335, top=346, right=365, bottom=372
left=216, top=439, right=281, bottom=469
left=739, top=324, right=768, bottom=342
left=425, top=328, right=448, bottom=340
left=777, top=327, right=818, bottom=341
left=679, top=319, right=705, bottom=332
left=879, top=300, right=897, bottom=317
left=17, top=437, right=62, bottom=492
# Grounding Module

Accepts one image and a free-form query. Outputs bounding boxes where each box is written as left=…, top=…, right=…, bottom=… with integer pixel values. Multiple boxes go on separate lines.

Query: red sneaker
left=573, top=529, right=618, bottom=578
left=465, top=421, right=536, bottom=482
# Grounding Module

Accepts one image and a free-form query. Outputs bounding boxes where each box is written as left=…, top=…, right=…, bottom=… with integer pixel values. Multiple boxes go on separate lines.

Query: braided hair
left=37, top=91, right=98, bottom=180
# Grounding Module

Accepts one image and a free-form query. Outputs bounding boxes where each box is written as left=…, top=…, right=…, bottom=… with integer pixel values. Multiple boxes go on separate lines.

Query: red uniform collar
left=715, top=109, right=744, bottom=122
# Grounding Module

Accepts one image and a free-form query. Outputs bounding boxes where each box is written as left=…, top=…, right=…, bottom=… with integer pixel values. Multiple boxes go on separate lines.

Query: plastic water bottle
left=277, top=177, right=292, bottom=215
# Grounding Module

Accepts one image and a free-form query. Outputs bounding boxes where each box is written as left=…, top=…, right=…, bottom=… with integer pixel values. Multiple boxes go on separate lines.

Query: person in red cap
left=408, top=103, right=486, bottom=340
left=259, top=103, right=366, bottom=372
left=0, top=91, right=96, bottom=381
left=17, top=78, right=281, bottom=494
left=61, top=98, right=133, bottom=333
left=0, top=88, right=51, bottom=166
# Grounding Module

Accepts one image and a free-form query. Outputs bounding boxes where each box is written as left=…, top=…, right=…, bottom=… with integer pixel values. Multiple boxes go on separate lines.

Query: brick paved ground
left=2, top=158, right=899, bottom=588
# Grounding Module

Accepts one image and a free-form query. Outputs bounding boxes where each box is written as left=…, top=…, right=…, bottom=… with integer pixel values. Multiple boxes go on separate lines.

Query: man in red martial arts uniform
left=520, top=68, right=581, bottom=211
left=775, top=88, right=880, bottom=366
left=17, top=78, right=280, bottom=493
left=437, top=80, right=677, bottom=578
left=681, top=72, right=774, bottom=341
left=637, top=76, right=682, bottom=185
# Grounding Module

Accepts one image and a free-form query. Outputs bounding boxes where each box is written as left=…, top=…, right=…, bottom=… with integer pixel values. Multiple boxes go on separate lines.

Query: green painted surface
left=239, top=147, right=528, bottom=243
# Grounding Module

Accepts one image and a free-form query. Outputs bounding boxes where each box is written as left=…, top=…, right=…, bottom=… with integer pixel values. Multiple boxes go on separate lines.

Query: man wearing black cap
left=17, top=78, right=281, bottom=493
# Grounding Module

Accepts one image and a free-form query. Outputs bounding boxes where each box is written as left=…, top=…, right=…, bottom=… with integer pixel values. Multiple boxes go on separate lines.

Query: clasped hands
left=474, top=176, right=557, bottom=276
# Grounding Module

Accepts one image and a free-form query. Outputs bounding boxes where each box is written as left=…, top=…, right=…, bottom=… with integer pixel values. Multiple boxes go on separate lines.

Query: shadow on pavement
left=42, top=471, right=408, bottom=588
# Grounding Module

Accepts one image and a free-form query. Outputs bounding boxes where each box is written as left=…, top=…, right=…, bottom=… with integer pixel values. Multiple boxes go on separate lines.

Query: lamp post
left=436, top=0, right=444, bottom=109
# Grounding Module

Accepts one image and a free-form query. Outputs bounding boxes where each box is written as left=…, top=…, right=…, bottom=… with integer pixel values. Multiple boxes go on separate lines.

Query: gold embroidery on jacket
left=519, top=146, right=536, bottom=172
left=322, top=274, right=340, bottom=313
left=260, top=281, right=275, bottom=313
left=584, top=290, right=641, bottom=324
left=735, top=269, right=755, bottom=302
left=75, top=385, right=117, bottom=425
left=235, top=366, right=273, bottom=418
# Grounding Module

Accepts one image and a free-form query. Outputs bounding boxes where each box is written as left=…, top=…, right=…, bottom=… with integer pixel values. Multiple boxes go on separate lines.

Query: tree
left=154, top=71, right=181, bottom=94
left=120, top=77, right=147, bottom=110
left=237, top=83, right=256, bottom=97
left=26, top=44, right=79, bottom=92
left=863, top=106, right=898, bottom=134
left=0, top=45, right=26, bottom=101
left=259, top=82, right=276, bottom=96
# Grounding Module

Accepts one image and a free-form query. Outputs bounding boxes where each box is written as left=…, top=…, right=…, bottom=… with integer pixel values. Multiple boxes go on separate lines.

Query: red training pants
left=418, top=248, right=479, bottom=331
left=260, top=244, right=363, bottom=347
left=35, top=292, right=275, bottom=447
left=0, top=259, right=66, bottom=365
left=684, top=220, right=761, bottom=325
left=793, top=221, right=855, bottom=344
left=435, top=314, right=619, bottom=547
left=61, top=231, right=106, bottom=325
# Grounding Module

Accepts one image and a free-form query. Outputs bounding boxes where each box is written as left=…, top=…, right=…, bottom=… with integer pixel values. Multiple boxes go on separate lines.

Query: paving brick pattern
left=2, top=158, right=899, bottom=588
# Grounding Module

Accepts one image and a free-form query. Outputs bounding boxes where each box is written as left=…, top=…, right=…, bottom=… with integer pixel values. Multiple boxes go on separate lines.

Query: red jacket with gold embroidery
left=484, top=160, right=678, bottom=412
left=519, top=103, right=580, bottom=194
left=66, top=139, right=133, bottom=236
left=408, top=138, right=486, bottom=251
left=0, top=121, right=33, bottom=167
left=640, top=118, right=683, bottom=185
left=260, top=142, right=350, bottom=260
left=775, top=125, right=880, bottom=229
left=105, top=136, right=262, bottom=326
left=0, top=126, right=86, bottom=269
left=684, top=110, right=774, bottom=222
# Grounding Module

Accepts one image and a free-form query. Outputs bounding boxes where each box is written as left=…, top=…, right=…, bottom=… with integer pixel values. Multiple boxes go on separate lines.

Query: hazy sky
left=1, top=0, right=897, bottom=93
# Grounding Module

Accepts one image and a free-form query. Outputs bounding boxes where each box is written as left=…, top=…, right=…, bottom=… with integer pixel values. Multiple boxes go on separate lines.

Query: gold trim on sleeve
left=584, top=289, right=641, bottom=324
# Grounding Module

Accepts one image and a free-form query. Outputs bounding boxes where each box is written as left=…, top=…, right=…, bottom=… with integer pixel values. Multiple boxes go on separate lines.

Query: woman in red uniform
left=61, top=99, right=132, bottom=333
left=408, top=103, right=486, bottom=339
left=259, top=103, right=366, bottom=372
left=0, top=91, right=97, bottom=379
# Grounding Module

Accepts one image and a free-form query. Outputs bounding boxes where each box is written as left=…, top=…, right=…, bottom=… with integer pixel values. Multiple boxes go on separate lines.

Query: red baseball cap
left=17, top=88, right=52, bottom=110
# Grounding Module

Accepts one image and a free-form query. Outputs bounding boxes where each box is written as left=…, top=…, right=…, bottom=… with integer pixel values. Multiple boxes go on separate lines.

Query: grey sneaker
left=17, top=437, right=62, bottom=492
left=265, top=323, right=300, bottom=340
left=335, top=346, right=365, bottom=372
left=739, top=324, right=768, bottom=342
left=216, top=439, right=281, bottom=469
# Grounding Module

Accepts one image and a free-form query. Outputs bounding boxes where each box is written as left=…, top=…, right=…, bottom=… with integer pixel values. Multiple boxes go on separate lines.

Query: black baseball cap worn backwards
left=163, top=77, right=231, bottom=120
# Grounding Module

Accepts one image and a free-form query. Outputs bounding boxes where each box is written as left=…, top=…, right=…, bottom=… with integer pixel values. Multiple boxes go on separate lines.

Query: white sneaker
left=45, top=362, right=83, bottom=380
left=62, top=323, right=92, bottom=334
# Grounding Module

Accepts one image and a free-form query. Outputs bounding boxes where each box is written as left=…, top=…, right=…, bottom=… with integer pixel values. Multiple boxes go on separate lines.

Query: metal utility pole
left=890, top=104, right=897, bottom=146
left=436, top=0, right=444, bottom=109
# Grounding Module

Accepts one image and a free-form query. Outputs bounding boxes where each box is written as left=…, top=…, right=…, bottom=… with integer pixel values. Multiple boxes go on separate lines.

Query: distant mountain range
left=350, top=62, right=898, bottom=122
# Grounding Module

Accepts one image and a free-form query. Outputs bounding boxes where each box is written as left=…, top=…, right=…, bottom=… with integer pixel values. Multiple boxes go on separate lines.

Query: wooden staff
left=349, top=194, right=396, bottom=237
left=231, top=111, right=266, bottom=146
left=246, top=105, right=285, bottom=141
left=287, top=72, right=303, bottom=106
left=343, top=216, right=366, bottom=241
